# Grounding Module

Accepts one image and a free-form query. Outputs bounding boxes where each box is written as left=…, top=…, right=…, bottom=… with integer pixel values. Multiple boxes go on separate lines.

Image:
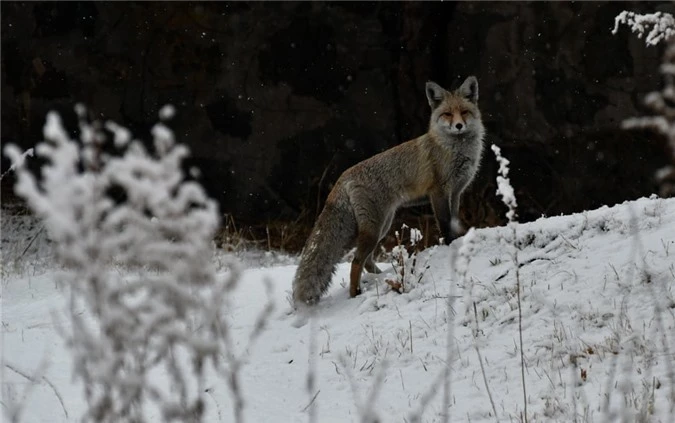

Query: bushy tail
left=293, top=199, right=356, bottom=306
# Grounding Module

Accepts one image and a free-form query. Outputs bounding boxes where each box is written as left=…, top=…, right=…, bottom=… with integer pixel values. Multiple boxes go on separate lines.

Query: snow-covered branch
left=612, top=9, right=675, bottom=196
left=612, top=11, right=675, bottom=46
left=0, top=147, right=33, bottom=182
left=491, top=144, right=517, bottom=223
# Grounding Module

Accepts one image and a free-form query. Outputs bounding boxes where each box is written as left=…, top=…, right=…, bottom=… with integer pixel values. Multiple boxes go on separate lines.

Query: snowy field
left=2, top=195, right=675, bottom=422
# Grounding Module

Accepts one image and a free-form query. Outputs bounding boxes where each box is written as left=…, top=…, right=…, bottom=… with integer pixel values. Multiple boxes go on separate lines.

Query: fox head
left=425, top=76, right=483, bottom=140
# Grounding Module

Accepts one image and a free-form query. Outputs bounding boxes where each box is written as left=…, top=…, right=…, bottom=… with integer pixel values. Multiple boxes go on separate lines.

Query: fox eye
left=460, top=110, right=470, bottom=116
left=442, top=112, right=452, bottom=117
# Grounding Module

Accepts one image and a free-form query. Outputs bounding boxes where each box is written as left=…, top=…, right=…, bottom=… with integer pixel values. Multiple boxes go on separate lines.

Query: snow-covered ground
left=2, top=196, right=675, bottom=422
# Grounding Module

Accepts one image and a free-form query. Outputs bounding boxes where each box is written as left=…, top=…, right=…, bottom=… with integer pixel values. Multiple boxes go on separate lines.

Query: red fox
left=293, top=76, right=485, bottom=305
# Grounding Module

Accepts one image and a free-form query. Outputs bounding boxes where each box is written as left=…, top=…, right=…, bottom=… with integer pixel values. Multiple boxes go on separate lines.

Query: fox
left=293, top=76, right=485, bottom=306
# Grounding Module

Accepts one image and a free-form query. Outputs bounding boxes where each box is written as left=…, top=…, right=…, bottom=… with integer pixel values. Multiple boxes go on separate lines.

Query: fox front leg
left=450, top=189, right=464, bottom=240
left=431, top=193, right=453, bottom=244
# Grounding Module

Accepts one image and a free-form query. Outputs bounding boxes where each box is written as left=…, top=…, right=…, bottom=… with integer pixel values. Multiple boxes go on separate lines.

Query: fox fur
left=293, top=76, right=485, bottom=306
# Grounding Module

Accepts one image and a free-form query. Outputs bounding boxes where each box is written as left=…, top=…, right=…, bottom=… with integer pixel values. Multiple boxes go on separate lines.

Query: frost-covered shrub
left=385, top=224, right=428, bottom=294
left=613, top=11, right=675, bottom=46
left=613, top=10, right=675, bottom=196
left=4, top=106, right=235, bottom=422
left=491, top=143, right=528, bottom=420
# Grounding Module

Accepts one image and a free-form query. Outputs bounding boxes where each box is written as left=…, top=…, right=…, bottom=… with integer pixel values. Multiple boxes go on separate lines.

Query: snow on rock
left=2, top=196, right=675, bottom=422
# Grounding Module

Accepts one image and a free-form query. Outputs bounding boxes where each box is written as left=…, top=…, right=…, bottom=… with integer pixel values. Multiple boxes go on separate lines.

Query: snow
left=2, top=196, right=674, bottom=422
left=105, top=121, right=132, bottom=148
left=159, top=104, right=176, bottom=121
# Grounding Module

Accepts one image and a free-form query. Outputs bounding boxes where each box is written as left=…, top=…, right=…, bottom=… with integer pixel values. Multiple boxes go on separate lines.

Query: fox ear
left=458, top=76, right=479, bottom=104
left=425, top=81, right=446, bottom=109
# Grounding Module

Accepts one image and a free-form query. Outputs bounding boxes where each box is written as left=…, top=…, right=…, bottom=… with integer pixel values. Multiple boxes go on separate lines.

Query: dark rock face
left=2, top=1, right=671, bottom=233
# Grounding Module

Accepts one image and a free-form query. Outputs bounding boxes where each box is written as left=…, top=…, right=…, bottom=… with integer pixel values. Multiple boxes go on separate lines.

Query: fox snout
left=438, top=111, right=471, bottom=134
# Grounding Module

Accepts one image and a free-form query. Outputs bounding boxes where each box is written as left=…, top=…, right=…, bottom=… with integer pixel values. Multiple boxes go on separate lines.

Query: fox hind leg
left=363, top=210, right=394, bottom=274
left=349, top=262, right=363, bottom=297
left=350, top=231, right=379, bottom=297
left=365, top=254, right=382, bottom=274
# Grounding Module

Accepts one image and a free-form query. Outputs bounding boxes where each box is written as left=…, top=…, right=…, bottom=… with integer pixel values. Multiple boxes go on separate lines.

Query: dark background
left=2, top=1, right=672, bottom=250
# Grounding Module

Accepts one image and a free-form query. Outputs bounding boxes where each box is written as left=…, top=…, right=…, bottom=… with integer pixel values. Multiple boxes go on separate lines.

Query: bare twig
left=18, top=226, right=44, bottom=260
left=409, top=320, right=413, bottom=355
left=442, top=248, right=457, bottom=423
left=472, top=303, right=499, bottom=423
left=514, top=225, right=528, bottom=423
left=492, top=144, right=527, bottom=422
left=5, top=363, right=69, bottom=420
left=301, top=390, right=321, bottom=413
left=205, top=388, right=223, bottom=422
left=306, top=316, right=318, bottom=423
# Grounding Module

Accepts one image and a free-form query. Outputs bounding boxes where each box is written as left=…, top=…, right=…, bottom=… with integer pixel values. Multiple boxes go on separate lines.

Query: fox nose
left=455, top=123, right=463, bottom=130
